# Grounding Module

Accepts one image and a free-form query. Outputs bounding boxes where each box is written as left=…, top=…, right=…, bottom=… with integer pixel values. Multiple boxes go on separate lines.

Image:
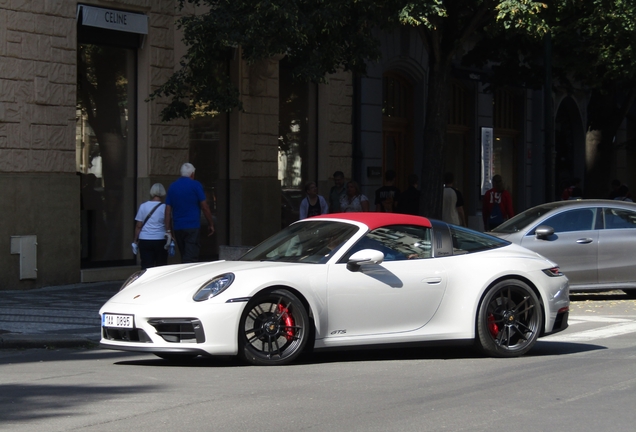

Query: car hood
left=105, top=260, right=307, bottom=307
left=489, top=232, right=511, bottom=240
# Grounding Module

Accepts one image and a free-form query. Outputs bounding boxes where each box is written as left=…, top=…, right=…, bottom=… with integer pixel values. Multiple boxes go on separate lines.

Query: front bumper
left=99, top=300, right=246, bottom=356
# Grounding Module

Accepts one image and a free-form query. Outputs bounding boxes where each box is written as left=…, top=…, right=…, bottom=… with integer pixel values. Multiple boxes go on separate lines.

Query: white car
left=100, top=213, right=569, bottom=365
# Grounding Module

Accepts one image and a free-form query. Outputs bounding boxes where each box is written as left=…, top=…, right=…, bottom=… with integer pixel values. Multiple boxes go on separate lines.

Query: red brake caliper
left=278, top=304, right=295, bottom=340
left=487, top=313, right=499, bottom=337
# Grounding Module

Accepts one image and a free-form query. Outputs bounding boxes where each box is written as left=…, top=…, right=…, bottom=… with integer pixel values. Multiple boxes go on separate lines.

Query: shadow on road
left=114, top=339, right=604, bottom=368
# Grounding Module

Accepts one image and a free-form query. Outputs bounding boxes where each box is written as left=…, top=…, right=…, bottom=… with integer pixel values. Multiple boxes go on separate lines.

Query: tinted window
left=241, top=221, right=358, bottom=263
left=342, top=225, right=433, bottom=262
left=493, top=204, right=558, bottom=234
left=603, top=207, right=636, bottom=229
left=448, top=225, right=508, bottom=254
left=537, top=208, right=596, bottom=234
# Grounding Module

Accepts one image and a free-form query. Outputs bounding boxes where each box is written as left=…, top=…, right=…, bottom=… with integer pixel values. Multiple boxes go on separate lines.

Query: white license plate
left=102, top=314, right=134, bottom=328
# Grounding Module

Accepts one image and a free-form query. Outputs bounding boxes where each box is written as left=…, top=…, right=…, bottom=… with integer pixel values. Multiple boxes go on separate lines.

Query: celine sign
left=77, top=5, right=148, bottom=35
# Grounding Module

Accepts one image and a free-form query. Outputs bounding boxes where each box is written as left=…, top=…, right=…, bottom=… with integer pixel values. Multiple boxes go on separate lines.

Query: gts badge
left=331, top=329, right=347, bottom=335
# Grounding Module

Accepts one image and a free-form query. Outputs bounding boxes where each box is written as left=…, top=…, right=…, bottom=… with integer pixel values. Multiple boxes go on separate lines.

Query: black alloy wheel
left=239, top=289, right=309, bottom=366
left=476, top=279, right=543, bottom=357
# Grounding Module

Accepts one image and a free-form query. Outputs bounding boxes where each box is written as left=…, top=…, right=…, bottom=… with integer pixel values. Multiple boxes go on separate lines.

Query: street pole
left=544, top=32, right=555, bottom=202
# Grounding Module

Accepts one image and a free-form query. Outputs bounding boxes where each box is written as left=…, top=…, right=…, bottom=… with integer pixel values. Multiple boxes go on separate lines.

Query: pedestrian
left=133, top=183, right=168, bottom=270
left=340, top=180, right=370, bottom=212
left=608, top=179, right=622, bottom=199
left=482, top=174, right=514, bottom=231
left=561, top=178, right=583, bottom=200
left=165, top=163, right=215, bottom=263
left=328, top=171, right=346, bottom=212
left=397, top=174, right=420, bottom=215
left=613, top=184, right=633, bottom=202
left=374, top=169, right=400, bottom=212
left=299, top=181, right=329, bottom=219
left=442, top=172, right=466, bottom=226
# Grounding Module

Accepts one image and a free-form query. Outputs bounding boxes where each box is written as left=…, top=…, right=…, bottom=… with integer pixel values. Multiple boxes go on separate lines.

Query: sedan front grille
left=147, top=318, right=205, bottom=343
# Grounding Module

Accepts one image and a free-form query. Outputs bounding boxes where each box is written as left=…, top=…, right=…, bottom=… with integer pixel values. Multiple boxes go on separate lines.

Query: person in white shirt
left=340, top=181, right=370, bottom=212
left=133, top=183, right=168, bottom=269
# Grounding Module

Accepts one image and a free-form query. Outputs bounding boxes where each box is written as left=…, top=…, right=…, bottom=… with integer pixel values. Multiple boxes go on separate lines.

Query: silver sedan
left=490, top=199, right=636, bottom=297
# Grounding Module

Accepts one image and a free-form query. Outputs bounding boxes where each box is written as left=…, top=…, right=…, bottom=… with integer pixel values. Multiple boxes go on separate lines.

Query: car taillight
left=542, top=267, right=563, bottom=277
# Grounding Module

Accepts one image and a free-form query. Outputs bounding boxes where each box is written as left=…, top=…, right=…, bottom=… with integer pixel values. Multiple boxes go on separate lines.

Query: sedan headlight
left=542, top=267, right=564, bottom=277
left=193, top=273, right=235, bottom=301
left=120, top=270, right=146, bottom=291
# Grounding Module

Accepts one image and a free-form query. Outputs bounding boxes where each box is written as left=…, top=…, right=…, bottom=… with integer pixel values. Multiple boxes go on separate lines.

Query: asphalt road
left=1, top=293, right=635, bottom=432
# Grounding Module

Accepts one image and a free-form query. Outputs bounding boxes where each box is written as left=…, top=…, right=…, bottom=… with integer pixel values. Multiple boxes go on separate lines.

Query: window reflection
left=76, top=44, right=136, bottom=266
left=344, top=225, right=433, bottom=262
left=603, top=208, right=636, bottom=229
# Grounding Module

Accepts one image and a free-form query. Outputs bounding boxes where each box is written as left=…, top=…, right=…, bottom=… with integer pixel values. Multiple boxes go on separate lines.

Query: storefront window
left=76, top=43, right=136, bottom=266
left=278, top=59, right=310, bottom=189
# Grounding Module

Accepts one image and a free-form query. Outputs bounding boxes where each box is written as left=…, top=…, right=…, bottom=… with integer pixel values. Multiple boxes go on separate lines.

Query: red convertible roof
left=311, top=212, right=432, bottom=230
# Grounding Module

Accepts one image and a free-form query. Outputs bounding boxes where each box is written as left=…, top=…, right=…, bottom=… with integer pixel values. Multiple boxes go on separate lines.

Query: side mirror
left=535, top=225, right=554, bottom=240
left=347, top=249, right=384, bottom=272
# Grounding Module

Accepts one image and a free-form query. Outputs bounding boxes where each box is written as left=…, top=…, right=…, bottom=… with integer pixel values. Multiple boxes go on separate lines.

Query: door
left=520, top=208, right=598, bottom=286
left=598, top=207, right=636, bottom=286
left=325, top=225, right=446, bottom=337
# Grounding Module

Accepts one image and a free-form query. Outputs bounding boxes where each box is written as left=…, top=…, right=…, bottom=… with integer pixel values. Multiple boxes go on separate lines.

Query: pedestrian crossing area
left=544, top=315, right=636, bottom=343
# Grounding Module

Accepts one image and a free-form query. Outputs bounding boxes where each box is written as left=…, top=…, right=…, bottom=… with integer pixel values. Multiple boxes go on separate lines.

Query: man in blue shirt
left=165, top=163, right=215, bottom=263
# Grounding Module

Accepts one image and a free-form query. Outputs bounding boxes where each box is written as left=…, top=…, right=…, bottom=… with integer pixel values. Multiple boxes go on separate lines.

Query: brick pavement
left=0, top=281, right=121, bottom=349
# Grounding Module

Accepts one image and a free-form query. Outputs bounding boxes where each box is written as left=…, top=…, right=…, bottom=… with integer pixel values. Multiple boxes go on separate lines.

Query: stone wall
left=326, top=71, right=354, bottom=180
left=0, top=173, right=80, bottom=290
left=0, top=1, right=77, bottom=173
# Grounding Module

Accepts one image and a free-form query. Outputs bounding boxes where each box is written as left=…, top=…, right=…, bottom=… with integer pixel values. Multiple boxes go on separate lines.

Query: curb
left=0, top=333, right=99, bottom=350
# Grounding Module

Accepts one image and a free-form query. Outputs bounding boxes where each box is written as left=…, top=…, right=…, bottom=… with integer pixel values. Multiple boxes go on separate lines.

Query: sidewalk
left=0, top=281, right=122, bottom=349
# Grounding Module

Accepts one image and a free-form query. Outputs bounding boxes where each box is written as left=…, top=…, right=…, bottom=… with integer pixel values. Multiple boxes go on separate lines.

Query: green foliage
left=152, top=1, right=552, bottom=122
left=150, top=0, right=406, bottom=121
left=550, top=0, right=636, bottom=89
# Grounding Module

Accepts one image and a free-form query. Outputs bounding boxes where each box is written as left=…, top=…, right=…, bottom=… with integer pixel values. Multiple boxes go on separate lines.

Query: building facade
left=2, top=1, right=634, bottom=290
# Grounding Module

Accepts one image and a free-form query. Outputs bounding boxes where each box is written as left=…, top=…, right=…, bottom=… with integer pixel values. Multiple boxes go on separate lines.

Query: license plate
left=102, top=313, right=134, bottom=328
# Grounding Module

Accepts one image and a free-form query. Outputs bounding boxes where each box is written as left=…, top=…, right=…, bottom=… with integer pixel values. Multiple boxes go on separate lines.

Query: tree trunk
left=585, top=89, right=636, bottom=198
left=419, top=60, right=452, bottom=219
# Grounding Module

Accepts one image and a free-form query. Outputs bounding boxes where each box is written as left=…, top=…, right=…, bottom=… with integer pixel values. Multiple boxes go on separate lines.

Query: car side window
left=540, top=208, right=596, bottom=233
left=603, top=207, right=636, bottom=229
left=341, top=225, right=433, bottom=262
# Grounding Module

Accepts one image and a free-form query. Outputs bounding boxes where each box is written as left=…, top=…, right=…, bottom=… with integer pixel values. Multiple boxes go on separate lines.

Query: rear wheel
left=239, top=289, right=309, bottom=366
left=476, top=279, right=542, bottom=357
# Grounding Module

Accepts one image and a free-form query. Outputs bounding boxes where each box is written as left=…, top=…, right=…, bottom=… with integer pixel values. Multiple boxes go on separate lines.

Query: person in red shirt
left=482, top=175, right=514, bottom=231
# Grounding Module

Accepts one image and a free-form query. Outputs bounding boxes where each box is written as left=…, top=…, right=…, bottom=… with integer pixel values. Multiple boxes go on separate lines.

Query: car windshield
left=492, top=204, right=559, bottom=234
left=240, top=221, right=359, bottom=264
left=449, top=225, right=509, bottom=253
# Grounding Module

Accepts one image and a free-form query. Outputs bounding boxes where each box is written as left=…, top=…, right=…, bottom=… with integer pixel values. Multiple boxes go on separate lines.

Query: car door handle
left=576, top=238, right=593, bottom=244
left=423, top=277, right=442, bottom=285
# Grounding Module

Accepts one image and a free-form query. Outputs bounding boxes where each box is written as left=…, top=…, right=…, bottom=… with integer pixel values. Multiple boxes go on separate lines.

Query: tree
left=152, top=0, right=549, bottom=218
left=549, top=0, right=636, bottom=198
left=467, top=1, right=636, bottom=199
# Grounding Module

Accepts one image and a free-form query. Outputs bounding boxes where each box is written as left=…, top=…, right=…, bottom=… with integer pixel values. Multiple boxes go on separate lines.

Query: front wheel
left=476, top=279, right=543, bottom=357
left=239, top=289, right=309, bottom=366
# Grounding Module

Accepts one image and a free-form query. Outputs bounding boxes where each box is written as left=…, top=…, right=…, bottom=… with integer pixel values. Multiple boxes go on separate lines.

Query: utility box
left=10, top=235, right=38, bottom=280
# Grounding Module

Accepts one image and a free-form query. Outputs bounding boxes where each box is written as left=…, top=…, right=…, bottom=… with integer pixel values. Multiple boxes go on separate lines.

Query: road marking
left=545, top=319, right=636, bottom=342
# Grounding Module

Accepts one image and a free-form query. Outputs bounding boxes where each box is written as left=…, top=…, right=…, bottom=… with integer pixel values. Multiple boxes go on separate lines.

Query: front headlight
left=120, top=270, right=146, bottom=291
left=193, top=273, right=235, bottom=301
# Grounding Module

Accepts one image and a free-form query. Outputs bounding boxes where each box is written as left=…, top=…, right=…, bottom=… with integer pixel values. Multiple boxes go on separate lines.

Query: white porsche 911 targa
left=100, top=213, right=569, bottom=365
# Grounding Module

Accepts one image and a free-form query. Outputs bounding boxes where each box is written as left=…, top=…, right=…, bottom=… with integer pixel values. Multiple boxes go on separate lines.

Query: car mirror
left=347, top=249, right=384, bottom=272
left=535, top=225, right=554, bottom=239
